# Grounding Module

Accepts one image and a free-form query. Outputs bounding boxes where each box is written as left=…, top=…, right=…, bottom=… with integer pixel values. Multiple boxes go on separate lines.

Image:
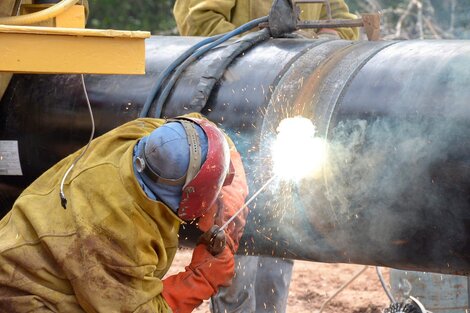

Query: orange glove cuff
left=162, top=245, right=235, bottom=313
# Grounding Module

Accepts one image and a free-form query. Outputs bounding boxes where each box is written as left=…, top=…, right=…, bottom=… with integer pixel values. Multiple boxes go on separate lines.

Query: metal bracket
left=0, top=25, right=150, bottom=74
left=267, top=0, right=299, bottom=37
left=295, top=0, right=381, bottom=41
left=361, top=13, right=381, bottom=41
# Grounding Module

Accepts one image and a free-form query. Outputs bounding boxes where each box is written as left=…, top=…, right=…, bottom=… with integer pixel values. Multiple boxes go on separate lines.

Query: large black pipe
left=1, top=37, right=469, bottom=275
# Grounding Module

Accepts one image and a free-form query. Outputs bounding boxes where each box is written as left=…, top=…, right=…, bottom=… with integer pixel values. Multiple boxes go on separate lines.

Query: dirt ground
left=166, top=248, right=391, bottom=313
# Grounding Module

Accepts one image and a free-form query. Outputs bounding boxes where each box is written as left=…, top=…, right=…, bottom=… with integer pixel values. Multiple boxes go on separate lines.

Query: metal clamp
left=295, top=0, right=381, bottom=41
left=264, top=0, right=381, bottom=41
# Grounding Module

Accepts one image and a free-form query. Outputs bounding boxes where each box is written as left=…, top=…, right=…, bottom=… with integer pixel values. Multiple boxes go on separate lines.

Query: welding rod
left=219, top=175, right=276, bottom=231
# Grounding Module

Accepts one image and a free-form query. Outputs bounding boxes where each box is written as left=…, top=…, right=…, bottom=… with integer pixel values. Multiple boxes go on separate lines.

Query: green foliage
left=87, top=0, right=470, bottom=38
left=87, top=0, right=176, bottom=34
left=348, top=0, right=470, bottom=39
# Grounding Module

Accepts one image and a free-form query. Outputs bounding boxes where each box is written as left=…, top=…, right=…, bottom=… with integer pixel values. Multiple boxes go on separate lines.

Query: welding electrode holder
left=198, top=225, right=226, bottom=256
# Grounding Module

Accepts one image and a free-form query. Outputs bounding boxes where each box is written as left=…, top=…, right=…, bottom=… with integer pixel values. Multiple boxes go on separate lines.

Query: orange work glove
left=162, top=244, right=235, bottom=313
left=198, top=150, right=249, bottom=253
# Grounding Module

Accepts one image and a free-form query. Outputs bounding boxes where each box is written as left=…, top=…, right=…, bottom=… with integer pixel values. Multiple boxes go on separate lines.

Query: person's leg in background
left=210, top=255, right=294, bottom=313
left=210, top=254, right=258, bottom=313
left=254, top=256, right=294, bottom=313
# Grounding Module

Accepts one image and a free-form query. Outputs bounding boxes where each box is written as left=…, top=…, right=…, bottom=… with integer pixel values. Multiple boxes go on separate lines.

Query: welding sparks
left=219, top=118, right=327, bottom=232
left=272, top=116, right=328, bottom=181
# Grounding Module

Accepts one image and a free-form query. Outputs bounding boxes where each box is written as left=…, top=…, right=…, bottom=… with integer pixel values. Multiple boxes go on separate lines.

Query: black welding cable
left=141, top=16, right=268, bottom=118
left=188, top=28, right=271, bottom=113
left=153, top=16, right=268, bottom=118
left=139, top=34, right=224, bottom=118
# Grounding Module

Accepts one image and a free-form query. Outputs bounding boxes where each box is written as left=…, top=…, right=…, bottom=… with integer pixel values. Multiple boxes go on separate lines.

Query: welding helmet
left=135, top=117, right=234, bottom=220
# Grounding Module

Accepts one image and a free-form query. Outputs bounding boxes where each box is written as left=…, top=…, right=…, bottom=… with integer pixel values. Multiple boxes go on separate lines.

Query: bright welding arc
left=220, top=117, right=326, bottom=231
left=272, top=116, right=327, bottom=181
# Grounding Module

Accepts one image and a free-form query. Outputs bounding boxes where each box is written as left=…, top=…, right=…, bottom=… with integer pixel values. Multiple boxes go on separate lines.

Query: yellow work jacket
left=173, top=0, right=359, bottom=40
left=0, top=117, right=191, bottom=312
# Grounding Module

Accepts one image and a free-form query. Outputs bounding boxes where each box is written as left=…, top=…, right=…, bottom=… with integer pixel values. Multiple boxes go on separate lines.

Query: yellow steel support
left=0, top=25, right=150, bottom=74
left=20, top=4, right=86, bottom=28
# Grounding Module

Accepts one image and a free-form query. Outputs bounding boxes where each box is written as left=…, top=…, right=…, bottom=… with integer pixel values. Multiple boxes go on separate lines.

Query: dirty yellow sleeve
left=174, top=0, right=237, bottom=36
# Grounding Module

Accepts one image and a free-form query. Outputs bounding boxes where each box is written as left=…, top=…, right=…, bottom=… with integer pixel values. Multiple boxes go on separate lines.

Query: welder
left=0, top=113, right=249, bottom=313
left=173, top=0, right=359, bottom=40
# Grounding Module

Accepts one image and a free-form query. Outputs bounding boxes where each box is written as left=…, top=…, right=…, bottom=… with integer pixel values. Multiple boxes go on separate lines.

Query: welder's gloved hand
left=198, top=225, right=226, bottom=256
left=317, top=28, right=341, bottom=40
left=162, top=244, right=235, bottom=313
left=198, top=149, right=249, bottom=253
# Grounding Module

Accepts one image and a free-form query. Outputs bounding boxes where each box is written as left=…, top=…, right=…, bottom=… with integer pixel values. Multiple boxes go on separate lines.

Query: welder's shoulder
left=127, top=114, right=207, bottom=127
left=111, top=115, right=203, bottom=135
left=177, top=113, right=237, bottom=148
left=116, top=114, right=208, bottom=134
left=107, top=118, right=167, bottom=137
left=174, top=113, right=237, bottom=148
left=180, top=112, right=205, bottom=119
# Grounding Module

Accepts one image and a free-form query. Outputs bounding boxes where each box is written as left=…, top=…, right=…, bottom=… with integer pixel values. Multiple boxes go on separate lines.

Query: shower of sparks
left=272, top=116, right=328, bottom=181
left=219, top=117, right=327, bottom=235
left=220, top=175, right=276, bottom=231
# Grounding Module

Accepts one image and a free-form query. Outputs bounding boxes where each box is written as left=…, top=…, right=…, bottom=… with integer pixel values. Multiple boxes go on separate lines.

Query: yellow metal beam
left=0, top=25, right=150, bottom=75
left=20, top=4, right=86, bottom=28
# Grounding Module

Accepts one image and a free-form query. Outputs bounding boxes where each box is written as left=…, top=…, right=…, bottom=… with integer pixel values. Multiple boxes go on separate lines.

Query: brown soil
left=166, top=248, right=391, bottom=313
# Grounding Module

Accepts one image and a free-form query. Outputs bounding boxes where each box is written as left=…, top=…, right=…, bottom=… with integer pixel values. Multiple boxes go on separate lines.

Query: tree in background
left=88, top=0, right=177, bottom=34
left=87, top=0, right=469, bottom=39
left=350, top=0, right=470, bottom=39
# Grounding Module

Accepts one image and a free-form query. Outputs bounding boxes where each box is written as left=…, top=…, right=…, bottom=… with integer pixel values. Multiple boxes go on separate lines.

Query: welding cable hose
left=0, top=0, right=79, bottom=25
left=139, top=15, right=269, bottom=118
left=139, top=34, right=223, bottom=118
left=188, top=28, right=271, bottom=113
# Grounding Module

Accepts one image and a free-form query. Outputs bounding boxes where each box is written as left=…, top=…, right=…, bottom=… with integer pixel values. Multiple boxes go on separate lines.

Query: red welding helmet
left=177, top=117, right=234, bottom=220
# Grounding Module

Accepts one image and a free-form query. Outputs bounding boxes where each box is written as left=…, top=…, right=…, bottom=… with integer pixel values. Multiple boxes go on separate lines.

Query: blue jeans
left=210, top=255, right=294, bottom=313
